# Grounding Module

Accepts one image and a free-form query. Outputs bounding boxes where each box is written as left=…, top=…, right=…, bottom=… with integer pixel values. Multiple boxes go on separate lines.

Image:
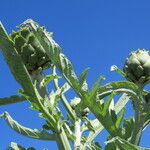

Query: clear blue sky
left=0, top=0, right=150, bottom=149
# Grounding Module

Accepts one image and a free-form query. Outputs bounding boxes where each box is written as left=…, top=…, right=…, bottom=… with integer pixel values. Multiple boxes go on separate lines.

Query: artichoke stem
left=130, top=108, right=145, bottom=145
left=55, top=128, right=72, bottom=150
left=131, top=94, right=145, bottom=145
left=31, top=69, right=48, bottom=98
left=74, top=119, right=81, bottom=150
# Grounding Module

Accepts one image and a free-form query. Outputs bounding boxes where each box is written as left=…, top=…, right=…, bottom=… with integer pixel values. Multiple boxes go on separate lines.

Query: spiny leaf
left=106, top=136, right=150, bottom=150
left=81, top=94, right=130, bottom=149
left=7, top=142, right=35, bottom=150
left=98, top=81, right=138, bottom=100
left=110, top=110, right=117, bottom=127
left=89, top=76, right=105, bottom=101
left=79, top=68, right=90, bottom=85
left=7, top=142, right=26, bottom=150
left=0, top=95, right=25, bottom=106
left=122, top=118, right=134, bottom=140
left=87, top=99, right=118, bottom=137
left=102, top=92, right=114, bottom=117
left=79, top=68, right=90, bottom=91
left=1, top=112, right=55, bottom=141
left=0, top=22, right=37, bottom=100
left=58, top=53, right=79, bottom=92
left=115, top=108, right=125, bottom=129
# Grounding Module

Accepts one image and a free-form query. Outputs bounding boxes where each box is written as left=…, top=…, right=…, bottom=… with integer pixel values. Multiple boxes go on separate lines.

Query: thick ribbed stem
left=31, top=70, right=48, bottom=98
left=74, top=119, right=81, bottom=150
left=131, top=88, right=145, bottom=145
left=31, top=70, right=71, bottom=150
left=131, top=108, right=144, bottom=145
left=55, top=128, right=72, bottom=150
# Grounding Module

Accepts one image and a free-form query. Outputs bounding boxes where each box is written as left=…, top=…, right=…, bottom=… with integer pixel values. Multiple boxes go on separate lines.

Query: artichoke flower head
left=10, top=19, right=55, bottom=74
left=123, top=49, right=150, bottom=86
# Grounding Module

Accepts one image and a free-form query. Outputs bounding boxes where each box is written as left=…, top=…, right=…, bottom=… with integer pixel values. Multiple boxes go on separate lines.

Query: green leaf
left=81, top=94, right=130, bottom=149
left=110, top=65, right=126, bottom=78
left=1, top=112, right=55, bottom=141
left=86, top=99, right=118, bottom=137
left=0, top=95, right=25, bottom=106
left=18, top=89, right=33, bottom=101
left=41, top=75, right=60, bottom=87
left=86, top=89, right=121, bottom=136
left=82, top=81, right=126, bottom=137
left=7, top=142, right=35, bottom=150
left=98, top=81, right=138, bottom=100
left=107, top=136, right=150, bottom=150
left=7, top=142, right=26, bottom=150
left=0, top=22, right=37, bottom=100
left=115, top=108, right=125, bottom=129
left=122, top=118, right=134, bottom=140
left=85, top=76, right=105, bottom=110
left=58, top=53, right=80, bottom=93
left=43, top=89, right=62, bottom=110
left=79, top=68, right=90, bottom=92
left=110, top=110, right=117, bottom=126
left=102, top=92, right=114, bottom=117
left=79, top=68, right=89, bottom=85
left=87, top=76, right=105, bottom=107
left=90, top=76, right=105, bottom=98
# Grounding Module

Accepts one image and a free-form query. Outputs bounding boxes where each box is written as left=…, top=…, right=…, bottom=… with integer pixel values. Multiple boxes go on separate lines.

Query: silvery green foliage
left=7, top=142, right=35, bottom=150
left=0, top=20, right=150, bottom=150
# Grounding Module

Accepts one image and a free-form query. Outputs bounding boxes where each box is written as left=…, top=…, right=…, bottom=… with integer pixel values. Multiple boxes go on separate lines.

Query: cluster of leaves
left=0, top=20, right=150, bottom=150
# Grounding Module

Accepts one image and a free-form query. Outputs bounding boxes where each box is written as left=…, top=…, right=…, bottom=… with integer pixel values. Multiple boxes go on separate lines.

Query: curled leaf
left=1, top=112, right=55, bottom=141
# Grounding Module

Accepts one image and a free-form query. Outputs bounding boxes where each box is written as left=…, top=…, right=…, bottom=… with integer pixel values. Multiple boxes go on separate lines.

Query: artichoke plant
left=123, top=49, right=150, bottom=86
left=10, top=21, right=52, bottom=74
left=1, top=20, right=150, bottom=150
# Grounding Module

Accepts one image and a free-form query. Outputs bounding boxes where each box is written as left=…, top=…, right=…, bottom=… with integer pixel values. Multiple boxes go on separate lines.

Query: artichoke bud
left=14, top=35, right=26, bottom=53
left=28, top=35, right=45, bottom=56
left=21, top=44, right=34, bottom=62
left=10, top=24, right=51, bottom=73
left=143, top=60, right=150, bottom=77
left=136, top=66, right=144, bottom=78
left=11, top=31, right=20, bottom=40
left=20, top=28, right=31, bottom=39
left=123, top=49, right=150, bottom=86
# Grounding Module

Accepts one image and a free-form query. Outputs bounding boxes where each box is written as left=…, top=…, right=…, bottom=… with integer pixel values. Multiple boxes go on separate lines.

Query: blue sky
left=0, top=0, right=150, bottom=149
